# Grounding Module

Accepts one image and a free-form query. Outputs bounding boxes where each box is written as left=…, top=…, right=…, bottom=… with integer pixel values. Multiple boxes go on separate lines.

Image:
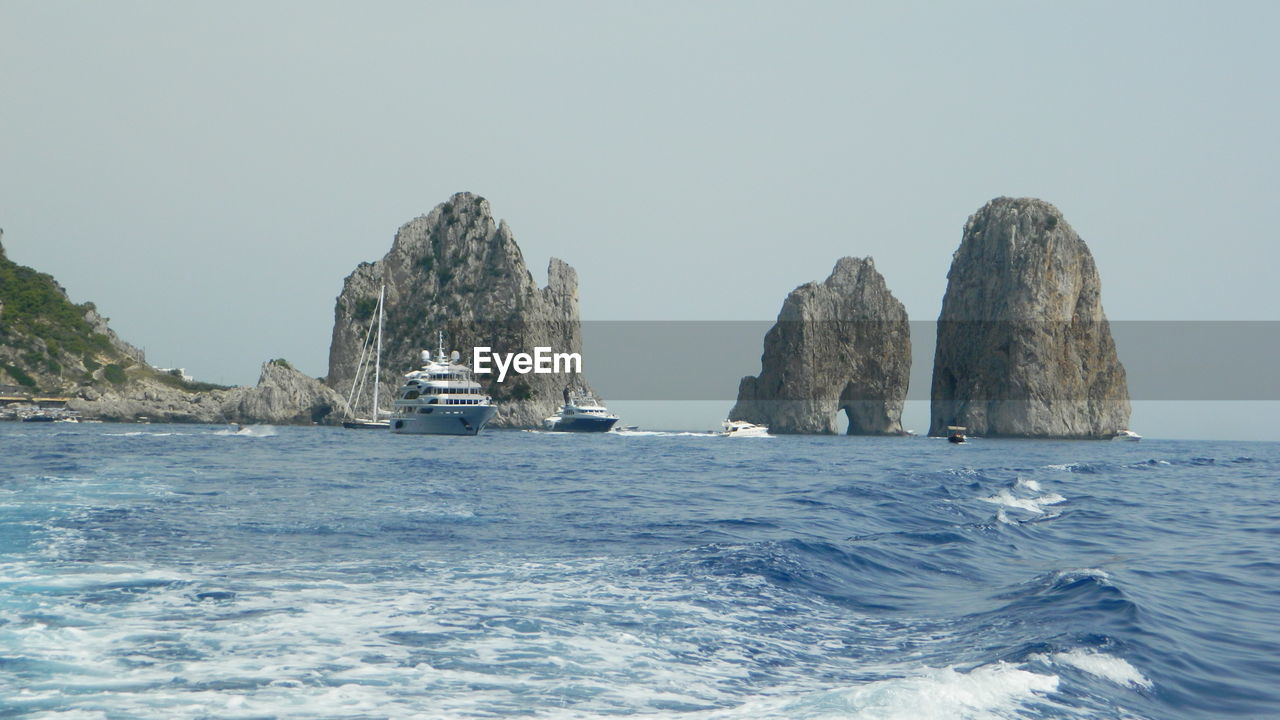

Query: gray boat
left=543, top=388, right=618, bottom=433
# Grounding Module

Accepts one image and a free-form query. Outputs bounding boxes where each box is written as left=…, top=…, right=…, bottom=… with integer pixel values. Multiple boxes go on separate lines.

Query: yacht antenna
left=438, top=330, right=445, bottom=364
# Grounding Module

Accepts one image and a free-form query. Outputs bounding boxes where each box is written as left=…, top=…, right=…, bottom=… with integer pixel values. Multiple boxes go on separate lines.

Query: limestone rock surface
left=68, top=360, right=348, bottom=425
left=327, top=192, right=592, bottom=428
left=929, top=197, right=1130, bottom=438
left=729, top=257, right=911, bottom=434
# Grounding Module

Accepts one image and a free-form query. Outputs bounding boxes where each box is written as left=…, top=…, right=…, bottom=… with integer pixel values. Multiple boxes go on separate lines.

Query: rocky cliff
left=327, top=192, right=592, bottom=428
left=929, top=197, right=1130, bottom=438
left=1, top=230, right=147, bottom=394
left=2, top=230, right=346, bottom=425
left=69, top=360, right=348, bottom=425
left=67, top=356, right=348, bottom=422
left=729, top=257, right=911, bottom=434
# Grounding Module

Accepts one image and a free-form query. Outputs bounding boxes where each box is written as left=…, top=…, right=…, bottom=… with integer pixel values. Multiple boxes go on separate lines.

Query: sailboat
left=342, top=285, right=390, bottom=430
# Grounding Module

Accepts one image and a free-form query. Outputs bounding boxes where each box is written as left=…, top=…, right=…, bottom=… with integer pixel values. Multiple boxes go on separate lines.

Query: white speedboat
left=543, top=389, right=618, bottom=433
left=1114, top=429, right=1142, bottom=442
left=390, top=334, right=497, bottom=436
left=720, top=420, right=769, bottom=437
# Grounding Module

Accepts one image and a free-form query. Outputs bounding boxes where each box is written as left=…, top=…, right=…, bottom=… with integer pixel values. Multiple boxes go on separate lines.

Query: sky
left=2, top=1, right=1276, bottom=438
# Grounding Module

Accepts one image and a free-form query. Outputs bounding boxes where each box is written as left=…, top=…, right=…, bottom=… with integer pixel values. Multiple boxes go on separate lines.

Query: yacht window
left=404, top=390, right=420, bottom=400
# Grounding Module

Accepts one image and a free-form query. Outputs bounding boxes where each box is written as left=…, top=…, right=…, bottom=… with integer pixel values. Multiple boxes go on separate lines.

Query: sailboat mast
left=372, top=285, right=385, bottom=418
left=346, top=304, right=377, bottom=420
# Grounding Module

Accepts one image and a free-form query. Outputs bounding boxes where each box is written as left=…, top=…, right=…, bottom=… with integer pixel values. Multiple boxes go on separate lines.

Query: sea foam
left=1050, top=649, right=1152, bottom=690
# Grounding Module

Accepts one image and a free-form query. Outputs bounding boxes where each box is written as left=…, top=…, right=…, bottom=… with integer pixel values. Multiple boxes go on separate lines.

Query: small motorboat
left=947, top=425, right=967, bottom=444
left=1114, top=429, right=1142, bottom=442
left=720, top=420, right=769, bottom=437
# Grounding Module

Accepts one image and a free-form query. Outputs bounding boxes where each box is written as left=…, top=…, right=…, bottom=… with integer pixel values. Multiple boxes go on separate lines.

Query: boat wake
left=212, top=426, right=277, bottom=438
left=611, top=429, right=719, bottom=438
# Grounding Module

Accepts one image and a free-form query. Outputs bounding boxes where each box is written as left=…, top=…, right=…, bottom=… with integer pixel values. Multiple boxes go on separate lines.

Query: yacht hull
left=391, top=406, right=497, bottom=436
left=545, top=416, right=618, bottom=433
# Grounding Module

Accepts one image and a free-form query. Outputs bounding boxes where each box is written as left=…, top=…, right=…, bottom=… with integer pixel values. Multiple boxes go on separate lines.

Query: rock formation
left=2, top=230, right=347, bottom=425
left=1, top=230, right=146, bottom=394
left=327, top=192, right=592, bottom=428
left=729, top=257, right=911, bottom=434
left=69, top=359, right=347, bottom=425
left=929, top=197, right=1130, bottom=438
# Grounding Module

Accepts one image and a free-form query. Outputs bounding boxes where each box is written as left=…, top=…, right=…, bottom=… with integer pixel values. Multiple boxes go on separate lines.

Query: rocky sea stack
left=930, top=197, right=1130, bottom=438
left=729, top=257, right=911, bottom=434
left=327, top=192, right=591, bottom=428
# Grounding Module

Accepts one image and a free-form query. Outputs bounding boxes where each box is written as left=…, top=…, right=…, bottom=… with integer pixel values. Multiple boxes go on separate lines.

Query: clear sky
left=2, top=1, right=1276, bottom=438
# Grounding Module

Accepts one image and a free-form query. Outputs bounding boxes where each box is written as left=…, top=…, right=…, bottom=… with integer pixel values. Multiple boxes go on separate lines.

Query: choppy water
left=1, top=424, right=1277, bottom=719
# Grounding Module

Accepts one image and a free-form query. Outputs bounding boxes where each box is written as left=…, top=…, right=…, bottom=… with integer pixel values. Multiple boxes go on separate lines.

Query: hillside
left=0, top=231, right=345, bottom=424
left=0, top=230, right=160, bottom=395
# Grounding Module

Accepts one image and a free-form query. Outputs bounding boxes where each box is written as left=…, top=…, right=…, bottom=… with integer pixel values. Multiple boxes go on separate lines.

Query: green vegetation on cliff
left=0, top=248, right=112, bottom=358
left=0, top=240, right=128, bottom=392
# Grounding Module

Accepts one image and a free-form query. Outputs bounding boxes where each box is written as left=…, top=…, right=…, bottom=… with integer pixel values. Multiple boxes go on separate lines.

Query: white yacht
left=390, top=335, right=497, bottom=436
left=1114, top=429, right=1142, bottom=442
left=720, top=420, right=770, bottom=437
left=543, top=388, right=618, bottom=432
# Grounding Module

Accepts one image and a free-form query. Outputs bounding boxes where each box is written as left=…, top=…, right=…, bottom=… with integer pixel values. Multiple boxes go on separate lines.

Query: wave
left=1046, top=648, right=1152, bottom=689
left=982, top=488, right=1066, bottom=515
left=105, top=431, right=195, bottom=437
left=684, top=663, right=1061, bottom=720
left=212, top=426, right=277, bottom=438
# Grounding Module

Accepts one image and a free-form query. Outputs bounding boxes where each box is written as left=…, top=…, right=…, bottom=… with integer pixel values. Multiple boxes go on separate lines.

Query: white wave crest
left=1054, top=568, right=1112, bottom=583
left=981, top=488, right=1065, bottom=515
left=212, top=425, right=277, bottom=438
left=1050, top=649, right=1152, bottom=690
left=689, top=662, right=1060, bottom=720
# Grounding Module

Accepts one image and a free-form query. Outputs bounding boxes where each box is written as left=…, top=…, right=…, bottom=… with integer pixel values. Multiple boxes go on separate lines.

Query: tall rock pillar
left=929, top=197, right=1130, bottom=438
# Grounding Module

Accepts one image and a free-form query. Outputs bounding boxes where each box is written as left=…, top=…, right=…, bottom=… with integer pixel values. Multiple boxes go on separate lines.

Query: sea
left=1, top=424, right=1277, bottom=720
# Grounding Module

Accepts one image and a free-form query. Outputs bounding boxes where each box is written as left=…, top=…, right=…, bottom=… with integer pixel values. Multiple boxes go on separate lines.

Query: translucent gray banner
left=575, top=321, right=1280, bottom=402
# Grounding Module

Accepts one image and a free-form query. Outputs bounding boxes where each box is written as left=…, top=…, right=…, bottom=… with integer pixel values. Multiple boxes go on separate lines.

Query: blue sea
left=1, top=424, right=1277, bottom=719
